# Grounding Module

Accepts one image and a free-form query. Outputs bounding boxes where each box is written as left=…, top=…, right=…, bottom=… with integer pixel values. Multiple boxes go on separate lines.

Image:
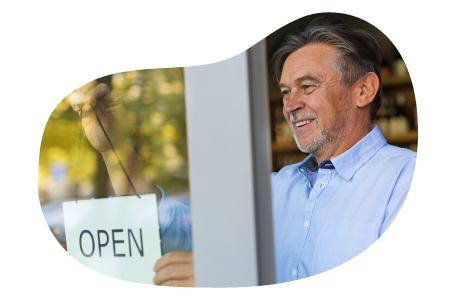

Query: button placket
left=293, top=180, right=316, bottom=278
left=317, top=170, right=333, bottom=193
left=294, top=169, right=333, bottom=278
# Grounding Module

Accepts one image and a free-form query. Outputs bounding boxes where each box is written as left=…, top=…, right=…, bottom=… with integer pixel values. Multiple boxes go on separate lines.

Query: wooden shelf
left=272, top=130, right=418, bottom=154
left=272, top=143, right=300, bottom=153
left=382, top=74, right=456, bottom=88
left=385, top=130, right=456, bottom=144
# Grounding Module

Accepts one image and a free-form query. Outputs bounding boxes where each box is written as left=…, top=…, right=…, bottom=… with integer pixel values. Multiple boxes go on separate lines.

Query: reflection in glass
left=39, top=68, right=191, bottom=256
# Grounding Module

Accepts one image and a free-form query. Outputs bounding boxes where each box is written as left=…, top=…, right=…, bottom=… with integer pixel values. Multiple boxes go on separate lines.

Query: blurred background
left=39, top=68, right=189, bottom=249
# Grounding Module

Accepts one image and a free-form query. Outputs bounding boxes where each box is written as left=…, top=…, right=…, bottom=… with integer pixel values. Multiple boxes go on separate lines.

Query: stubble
left=291, top=94, right=353, bottom=162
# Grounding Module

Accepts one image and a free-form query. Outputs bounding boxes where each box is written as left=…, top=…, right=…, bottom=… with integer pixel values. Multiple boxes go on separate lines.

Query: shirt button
left=304, top=221, right=309, bottom=228
left=292, top=269, right=297, bottom=276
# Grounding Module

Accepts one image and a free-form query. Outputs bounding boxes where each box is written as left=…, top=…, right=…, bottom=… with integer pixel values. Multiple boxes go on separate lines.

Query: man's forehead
left=280, top=43, right=339, bottom=84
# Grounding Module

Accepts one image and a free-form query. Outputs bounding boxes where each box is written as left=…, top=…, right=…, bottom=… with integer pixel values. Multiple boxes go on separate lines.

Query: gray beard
left=291, top=97, right=352, bottom=158
left=292, top=119, right=344, bottom=156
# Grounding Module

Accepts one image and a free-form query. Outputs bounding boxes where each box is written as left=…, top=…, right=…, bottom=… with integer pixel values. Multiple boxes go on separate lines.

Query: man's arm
left=379, top=157, right=416, bottom=288
left=71, top=81, right=192, bottom=286
left=100, top=146, right=161, bottom=198
left=70, top=81, right=161, bottom=198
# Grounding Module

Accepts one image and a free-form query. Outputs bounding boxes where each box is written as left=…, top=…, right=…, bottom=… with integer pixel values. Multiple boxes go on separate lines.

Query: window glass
left=39, top=68, right=192, bottom=284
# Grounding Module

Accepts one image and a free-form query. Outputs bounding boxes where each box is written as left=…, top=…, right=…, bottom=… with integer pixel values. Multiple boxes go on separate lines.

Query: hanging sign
left=63, top=194, right=161, bottom=285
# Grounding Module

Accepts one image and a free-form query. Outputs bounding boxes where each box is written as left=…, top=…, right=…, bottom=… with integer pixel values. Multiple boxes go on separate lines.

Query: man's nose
left=284, top=91, right=305, bottom=114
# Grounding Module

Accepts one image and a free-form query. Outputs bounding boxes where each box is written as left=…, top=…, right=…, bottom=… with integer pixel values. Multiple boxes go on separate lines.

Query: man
left=70, top=19, right=416, bottom=285
left=269, top=19, right=415, bottom=282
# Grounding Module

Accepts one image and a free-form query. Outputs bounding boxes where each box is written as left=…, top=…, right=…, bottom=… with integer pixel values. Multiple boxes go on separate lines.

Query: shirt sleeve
left=379, top=157, right=416, bottom=288
left=156, top=186, right=192, bottom=254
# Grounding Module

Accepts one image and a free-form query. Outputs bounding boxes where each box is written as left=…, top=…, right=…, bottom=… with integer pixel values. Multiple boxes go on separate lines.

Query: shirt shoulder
left=373, top=143, right=417, bottom=171
left=378, top=143, right=417, bottom=159
left=378, top=144, right=417, bottom=190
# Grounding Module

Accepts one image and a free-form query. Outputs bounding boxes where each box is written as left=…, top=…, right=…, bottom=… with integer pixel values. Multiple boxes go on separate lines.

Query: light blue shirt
left=157, top=187, right=192, bottom=254
left=159, top=125, right=415, bottom=287
left=271, top=125, right=416, bottom=282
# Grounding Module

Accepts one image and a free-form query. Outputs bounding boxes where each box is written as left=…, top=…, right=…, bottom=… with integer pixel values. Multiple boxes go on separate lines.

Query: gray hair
left=270, top=18, right=383, bottom=122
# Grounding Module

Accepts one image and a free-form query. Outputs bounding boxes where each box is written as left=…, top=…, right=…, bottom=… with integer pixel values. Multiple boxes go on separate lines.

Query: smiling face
left=279, top=43, right=356, bottom=160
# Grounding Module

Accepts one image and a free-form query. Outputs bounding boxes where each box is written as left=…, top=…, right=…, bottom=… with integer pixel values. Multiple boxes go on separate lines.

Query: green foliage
left=39, top=68, right=189, bottom=203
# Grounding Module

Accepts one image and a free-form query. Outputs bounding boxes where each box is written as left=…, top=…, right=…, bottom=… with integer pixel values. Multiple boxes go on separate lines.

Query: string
left=75, top=102, right=141, bottom=202
left=90, top=104, right=141, bottom=199
left=74, top=111, right=83, bottom=204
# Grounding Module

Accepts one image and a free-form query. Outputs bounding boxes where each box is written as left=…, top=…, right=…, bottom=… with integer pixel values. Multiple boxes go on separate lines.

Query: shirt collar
left=298, top=125, right=387, bottom=181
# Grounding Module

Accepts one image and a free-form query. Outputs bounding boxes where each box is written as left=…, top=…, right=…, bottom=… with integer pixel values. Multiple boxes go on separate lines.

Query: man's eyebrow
left=278, top=74, right=321, bottom=89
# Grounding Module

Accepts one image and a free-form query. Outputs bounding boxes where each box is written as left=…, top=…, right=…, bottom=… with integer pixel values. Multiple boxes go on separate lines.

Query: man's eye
left=281, top=90, right=290, bottom=96
left=303, top=85, right=311, bottom=89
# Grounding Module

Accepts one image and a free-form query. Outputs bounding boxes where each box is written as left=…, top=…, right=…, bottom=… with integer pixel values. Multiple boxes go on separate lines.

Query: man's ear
left=356, top=72, right=379, bottom=108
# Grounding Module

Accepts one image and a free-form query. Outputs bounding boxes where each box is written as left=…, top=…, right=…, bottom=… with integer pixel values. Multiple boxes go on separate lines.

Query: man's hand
left=69, top=81, right=132, bottom=154
left=153, top=251, right=194, bottom=287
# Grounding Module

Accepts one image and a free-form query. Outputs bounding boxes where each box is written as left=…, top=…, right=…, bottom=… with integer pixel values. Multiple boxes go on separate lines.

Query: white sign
left=63, top=194, right=161, bottom=285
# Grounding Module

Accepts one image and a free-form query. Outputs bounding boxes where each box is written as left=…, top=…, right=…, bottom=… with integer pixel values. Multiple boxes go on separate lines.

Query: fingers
left=69, top=81, right=97, bottom=112
left=153, top=251, right=193, bottom=272
left=80, top=96, right=101, bottom=127
left=158, top=278, right=195, bottom=287
left=81, top=83, right=111, bottom=115
left=153, top=251, right=194, bottom=286
left=70, top=82, right=111, bottom=113
left=153, top=262, right=194, bottom=285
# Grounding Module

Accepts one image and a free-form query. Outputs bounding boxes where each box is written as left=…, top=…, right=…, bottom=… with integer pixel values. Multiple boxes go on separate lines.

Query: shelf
left=382, top=74, right=456, bottom=88
left=272, top=143, right=300, bottom=153
left=385, top=130, right=456, bottom=144
left=272, top=130, right=418, bottom=154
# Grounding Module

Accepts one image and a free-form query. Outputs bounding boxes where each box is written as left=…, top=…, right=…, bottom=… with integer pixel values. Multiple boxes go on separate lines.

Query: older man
left=269, top=19, right=416, bottom=282
left=71, top=19, right=416, bottom=285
